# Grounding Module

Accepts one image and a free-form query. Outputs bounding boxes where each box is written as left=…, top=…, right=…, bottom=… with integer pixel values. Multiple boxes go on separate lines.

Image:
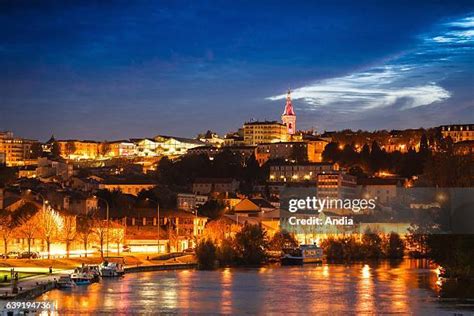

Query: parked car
left=6, top=251, right=20, bottom=259
left=19, top=251, right=39, bottom=259
left=0, top=253, right=6, bottom=259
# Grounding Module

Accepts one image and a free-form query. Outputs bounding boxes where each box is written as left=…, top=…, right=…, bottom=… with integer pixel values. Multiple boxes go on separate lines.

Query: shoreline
left=0, top=262, right=197, bottom=301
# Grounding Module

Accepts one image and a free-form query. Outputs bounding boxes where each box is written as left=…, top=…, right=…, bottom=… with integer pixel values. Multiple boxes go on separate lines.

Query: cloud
left=267, top=14, right=474, bottom=113
left=267, top=66, right=450, bottom=111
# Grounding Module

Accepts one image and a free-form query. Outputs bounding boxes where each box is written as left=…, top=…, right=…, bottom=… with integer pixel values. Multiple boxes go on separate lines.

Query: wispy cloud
left=267, top=14, right=474, bottom=113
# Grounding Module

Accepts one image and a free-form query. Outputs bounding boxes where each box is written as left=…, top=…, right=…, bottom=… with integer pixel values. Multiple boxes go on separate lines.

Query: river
left=38, top=260, right=473, bottom=314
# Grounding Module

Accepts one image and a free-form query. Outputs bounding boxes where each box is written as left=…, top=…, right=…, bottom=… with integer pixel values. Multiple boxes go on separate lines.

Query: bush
left=195, top=239, right=217, bottom=270
left=383, top=232, right=405, bottom=259
left=217, top=238, right=238, bottom=266
left=235, top=224, right=268, bottom=265
left=268, top=231, right=298, bottom=252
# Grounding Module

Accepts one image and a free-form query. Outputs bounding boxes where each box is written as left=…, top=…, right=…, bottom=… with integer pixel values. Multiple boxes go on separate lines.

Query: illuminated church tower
left=281, top=89, right=296, bottom=135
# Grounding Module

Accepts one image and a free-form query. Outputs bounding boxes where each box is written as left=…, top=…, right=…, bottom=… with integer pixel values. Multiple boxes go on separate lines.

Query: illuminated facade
left=0, top=131, right=37, bottom=166
left=440, top=124, right=474, bottom=142
left=57, top=140, right=99, bottom=160
left=269, top=162, right=338, bottom=183
left=243, top=121, right=289, bottom=145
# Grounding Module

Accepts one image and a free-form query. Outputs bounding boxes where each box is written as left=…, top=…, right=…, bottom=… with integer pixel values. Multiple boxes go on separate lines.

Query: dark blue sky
left=0, top=1, right=473, bottom=141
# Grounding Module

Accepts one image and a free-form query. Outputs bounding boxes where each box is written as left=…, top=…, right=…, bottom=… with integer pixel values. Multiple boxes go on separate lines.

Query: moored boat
left=100, top=261, right=125, bottom=277
left=281, top=244, right=323, bottom=266
left=70, top=267, right=95, bottom=285
left=57, top=275, right=76, bottom=288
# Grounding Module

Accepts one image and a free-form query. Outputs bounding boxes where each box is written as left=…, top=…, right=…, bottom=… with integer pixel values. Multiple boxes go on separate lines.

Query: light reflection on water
left=37, top=259, right=472, bottom=315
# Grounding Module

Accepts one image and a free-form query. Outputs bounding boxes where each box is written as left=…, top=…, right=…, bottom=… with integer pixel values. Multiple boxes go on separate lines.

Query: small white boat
left=281, top=244, right=323, bottom=266
left=100, top=261, right=125, bottom=277
left=57, top=275, right=76, bottom=288
left=70, top=267, right=95, bottom=285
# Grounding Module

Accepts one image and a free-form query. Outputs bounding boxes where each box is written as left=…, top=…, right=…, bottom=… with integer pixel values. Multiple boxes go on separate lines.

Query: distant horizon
left=4, top=121, right=473, bottom=143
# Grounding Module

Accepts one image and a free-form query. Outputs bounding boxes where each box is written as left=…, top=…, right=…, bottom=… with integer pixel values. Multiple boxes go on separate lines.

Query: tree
left=93, top=219, right=107, bottom=258
left=0, top=210, right=15, bottom=256
left=18, top=215, right=39, bottom=254
left=361, top=229, right=383, bottom=259
left=291, top=145, right=308, bottom=163
left=268, top=231, right=298, bottom=252
left=100, top=142, right=111, bottom=157
left=77, top=214, right=94, bottom=258
left=195, top=239, right=217, bottom=270
left=322, top=142, right=341, bottom=162
left=61, top=216, right=77, bottom=258
left=216, top=237, right=238, bottom=266
left=198, top=200, right=226, bottom=220
left=65, top=141, right=76, bottom=157
left=383, top=232, right=405, bottom=259
left=0, top=167, right=17, bottom=185
left=37, top=208, right=61, bottom=259
left=235, top=224, right=268, bottom=265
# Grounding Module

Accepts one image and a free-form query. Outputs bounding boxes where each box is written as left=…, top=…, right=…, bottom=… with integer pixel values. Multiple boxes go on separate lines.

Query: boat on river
left=281, top=244, right=323, bottom=266
left=57, top=275, right=76, bottom=288
left=100, top=261, right=125, bottom=277
left=70, top=265, right=100, bottom=285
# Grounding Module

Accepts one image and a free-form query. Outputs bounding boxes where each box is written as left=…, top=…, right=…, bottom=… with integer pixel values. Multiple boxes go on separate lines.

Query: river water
left=38, top=260, right=473, bottom=315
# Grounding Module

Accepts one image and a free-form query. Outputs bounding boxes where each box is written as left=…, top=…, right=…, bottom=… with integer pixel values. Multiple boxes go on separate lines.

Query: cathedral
left=281, top=89, right=296, bottom=135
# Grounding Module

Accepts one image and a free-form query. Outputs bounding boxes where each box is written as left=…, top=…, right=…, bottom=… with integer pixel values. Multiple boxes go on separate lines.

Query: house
left=177, top=193, right=209, bottom=211
left=192, top=178, right=240, bottom=195
left=357, top=177, right=403, bottom=205
left=118, top=208, right=208, bottom=252
left=98, top=178, right=157, bottom=196
left=233, top=198, right=278, bottom=217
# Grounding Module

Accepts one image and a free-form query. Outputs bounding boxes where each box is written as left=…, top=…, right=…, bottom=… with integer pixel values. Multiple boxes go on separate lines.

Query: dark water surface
left=38, top=260, right=473, bottom=315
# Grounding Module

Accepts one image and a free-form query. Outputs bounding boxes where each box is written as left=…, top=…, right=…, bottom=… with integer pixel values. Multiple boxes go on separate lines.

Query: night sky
left=1, top=1, right=473, bottom=141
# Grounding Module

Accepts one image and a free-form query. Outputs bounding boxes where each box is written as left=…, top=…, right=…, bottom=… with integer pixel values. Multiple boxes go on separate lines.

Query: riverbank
left=0, top=254, right=197, bottom=300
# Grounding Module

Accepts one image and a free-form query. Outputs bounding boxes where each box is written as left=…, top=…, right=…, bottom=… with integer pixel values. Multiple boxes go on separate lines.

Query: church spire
left=281, top=89, right=296, bottom=135
left=283, top=89, right=295, bottom=116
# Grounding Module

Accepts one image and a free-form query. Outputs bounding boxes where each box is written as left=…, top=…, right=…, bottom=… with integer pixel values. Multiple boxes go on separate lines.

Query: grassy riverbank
left=0, top=253, right=196, bottom=270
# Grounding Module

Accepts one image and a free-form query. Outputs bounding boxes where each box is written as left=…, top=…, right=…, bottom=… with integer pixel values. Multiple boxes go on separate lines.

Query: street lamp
left=146, top=198, right=161, bottom=254
left=26, top=189, right=48, bottom=211
left=94, top=196, right=110, bottom=258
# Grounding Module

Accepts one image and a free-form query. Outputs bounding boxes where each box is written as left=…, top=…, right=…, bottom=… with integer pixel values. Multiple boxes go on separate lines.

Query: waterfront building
left=440, top=124, right=474, bottom=142
left=122, top=208, right=208, bottom=252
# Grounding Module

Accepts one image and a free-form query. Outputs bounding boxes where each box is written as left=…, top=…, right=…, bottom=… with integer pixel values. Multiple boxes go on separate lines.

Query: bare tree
left=62, top=215, right=77, bottom=258
left=110, top=225, right=125, bottom=256
left=18, top=215, right=39, bottom=254
left=93, top=219, right=107, bottom=258
left=77, top=214, right=94, bottom=258
left=36, top=207, right=61, bottom=259
left=0, top=210, right=15, bottom=256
